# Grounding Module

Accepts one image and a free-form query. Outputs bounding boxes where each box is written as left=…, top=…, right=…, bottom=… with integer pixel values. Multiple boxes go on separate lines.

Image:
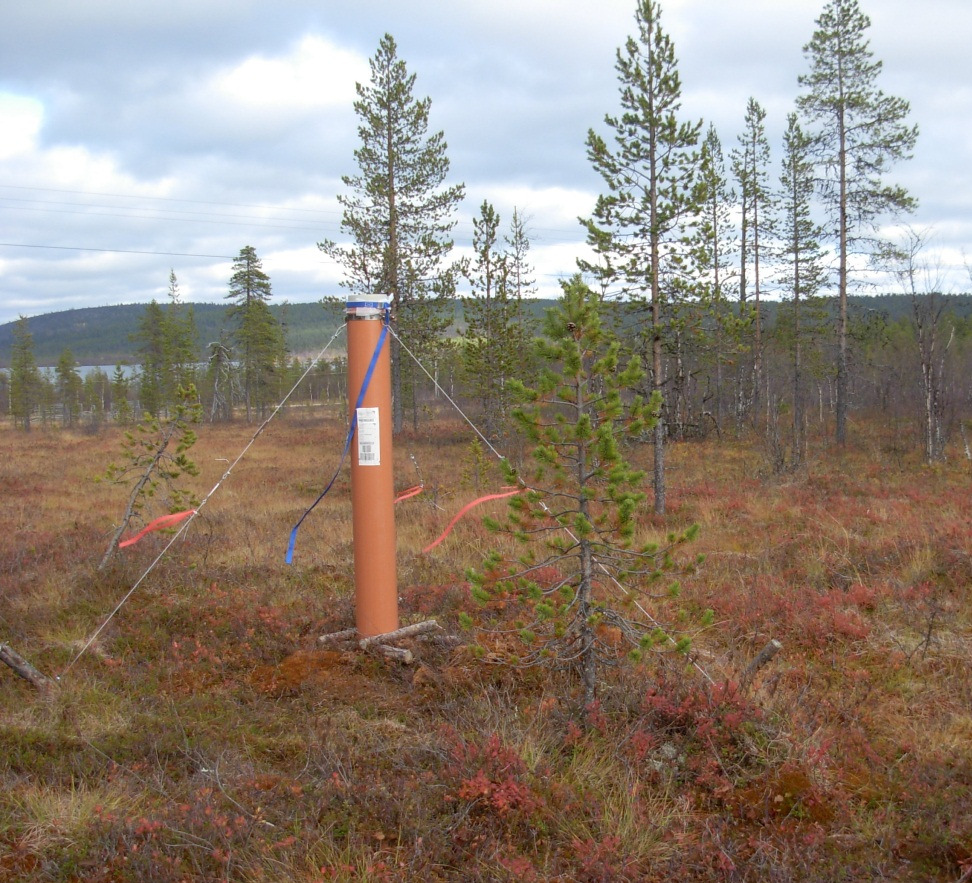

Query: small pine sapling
left=98, top=385, right=202, bottom=571
left=465, top=277, right=701, bottom=708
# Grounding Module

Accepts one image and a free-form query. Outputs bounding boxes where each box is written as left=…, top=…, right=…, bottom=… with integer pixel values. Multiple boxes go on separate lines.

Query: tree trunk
left=835, top=105, right=849, bottom=446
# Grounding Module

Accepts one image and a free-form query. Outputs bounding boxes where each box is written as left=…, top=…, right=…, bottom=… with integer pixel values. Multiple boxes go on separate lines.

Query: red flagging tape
left=422, top=488, right=521, bottom=553
left=118, top=510, right=197, bottom=549
left=394, top=485, right=425, bottom=504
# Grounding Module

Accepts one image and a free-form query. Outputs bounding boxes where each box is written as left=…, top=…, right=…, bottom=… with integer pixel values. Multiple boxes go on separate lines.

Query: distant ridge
left=0, top=302, right=346, bottom=368
left=1, top=294, right=968, bottom=369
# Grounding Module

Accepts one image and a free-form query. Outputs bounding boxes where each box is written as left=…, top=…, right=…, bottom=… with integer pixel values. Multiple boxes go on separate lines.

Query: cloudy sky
left=1, top=0, right=969, bottom=328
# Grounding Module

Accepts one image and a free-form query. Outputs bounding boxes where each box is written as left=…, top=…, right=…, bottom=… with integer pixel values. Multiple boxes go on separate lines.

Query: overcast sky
left=1, top=0, right=969, bottom=329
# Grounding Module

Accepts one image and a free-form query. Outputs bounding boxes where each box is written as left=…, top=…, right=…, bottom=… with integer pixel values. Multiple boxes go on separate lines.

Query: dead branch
left=316, top=620, right=444, bottom=665
left=741, top=638, right=783, bottom=690
left=316, top=628, right=358, bottom=646
left=0, top=641, right=56, bottom=692
left=357, top=620, right=442, bottom=649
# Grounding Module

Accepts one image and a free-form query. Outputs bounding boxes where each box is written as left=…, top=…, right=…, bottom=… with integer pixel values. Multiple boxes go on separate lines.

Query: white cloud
left=0, top=94, right=43, bottom=160
left=210, top=35, right=368, bottom=119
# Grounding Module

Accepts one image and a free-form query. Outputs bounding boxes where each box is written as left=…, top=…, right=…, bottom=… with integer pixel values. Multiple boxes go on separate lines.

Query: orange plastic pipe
left=346, top=298, right=398, bottom=637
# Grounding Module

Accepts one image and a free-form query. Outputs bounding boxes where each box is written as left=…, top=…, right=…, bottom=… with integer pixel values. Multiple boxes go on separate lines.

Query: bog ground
left=1, top=415, right=971, bottom=881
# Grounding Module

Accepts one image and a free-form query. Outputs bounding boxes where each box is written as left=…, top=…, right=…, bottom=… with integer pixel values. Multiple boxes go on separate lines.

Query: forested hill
left=1, top=294, right=970, bottom=369
left=0, top=301, right=348, bottom=368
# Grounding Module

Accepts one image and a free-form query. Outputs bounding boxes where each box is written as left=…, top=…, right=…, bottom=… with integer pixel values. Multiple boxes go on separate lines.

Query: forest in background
left=0, top=293, right=970, bottom=370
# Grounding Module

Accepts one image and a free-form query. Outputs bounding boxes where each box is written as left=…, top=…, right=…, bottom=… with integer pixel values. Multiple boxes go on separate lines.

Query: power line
left=0, top=182, right=341, bottom=217
left=0, top=202, right=331, bottom=233
left=0, top=182, right=586, bottom=242
left=0, top=242, right=235, bottom=259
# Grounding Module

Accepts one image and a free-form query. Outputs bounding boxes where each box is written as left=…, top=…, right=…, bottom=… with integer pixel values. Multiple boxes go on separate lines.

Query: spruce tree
left=55, top=347, right=83, bottom=428
left=505, top=208, right=536, bottom=302
left=110, top=364, right=133, bottom=425
left=797, top=0, right=918, bottom=445
left=9, top=316, right=40, bottom=432
left=320, top=33, right=465, bottom=434
left=225, top=245, right=284, bottom=421
left=581, top=0, right=701, bottom=514
left=134, top=300, right=167, bottom=418
left=82, top=368, right=109, bottom=431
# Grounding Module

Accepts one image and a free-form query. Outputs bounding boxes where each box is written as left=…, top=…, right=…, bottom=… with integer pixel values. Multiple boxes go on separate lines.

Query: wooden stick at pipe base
left=346, top=296, right=399, bottom=638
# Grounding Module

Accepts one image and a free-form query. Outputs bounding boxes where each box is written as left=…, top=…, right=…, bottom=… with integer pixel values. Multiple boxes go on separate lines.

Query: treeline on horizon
left=1, top=293, right=970, bottom=369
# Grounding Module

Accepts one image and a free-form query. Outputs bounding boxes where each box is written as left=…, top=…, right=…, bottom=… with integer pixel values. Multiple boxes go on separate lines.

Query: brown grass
left=1, top=412, right=971, bottom=881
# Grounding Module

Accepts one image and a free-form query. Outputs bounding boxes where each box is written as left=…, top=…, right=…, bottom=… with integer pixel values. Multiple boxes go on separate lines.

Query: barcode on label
left=356, top=407, right=381, bottom=466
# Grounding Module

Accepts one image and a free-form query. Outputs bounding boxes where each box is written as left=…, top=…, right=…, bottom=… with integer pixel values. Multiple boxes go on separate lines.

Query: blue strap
left=286, top=315, right=389, bottom=564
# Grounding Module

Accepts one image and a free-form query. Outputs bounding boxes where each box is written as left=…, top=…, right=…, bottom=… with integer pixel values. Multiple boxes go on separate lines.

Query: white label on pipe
left=356, top=407, right=380, bottom=466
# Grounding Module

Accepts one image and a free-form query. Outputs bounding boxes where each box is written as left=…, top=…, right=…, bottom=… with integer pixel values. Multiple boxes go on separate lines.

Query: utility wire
left=0, top=204, right=330, bottom=233
left=0, top=242, right=235, bottom=259
left=0, top=182, right=342, bottom=217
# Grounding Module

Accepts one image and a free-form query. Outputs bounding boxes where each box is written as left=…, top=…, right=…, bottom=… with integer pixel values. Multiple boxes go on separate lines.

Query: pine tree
left=319, top=33, right=465, bottom=434
left=164, top=269, right=198, bottom=403
left=461, top=201, right=534, bottom=439
left=775, top=113, right=827, bottom=466
left=581, top=0, right=701, bottom=514
left=506, top=208, right=536, bottom=302
left=466, top=277, right=699, bottom=707
left=694, top=124, right=740, bottom=430
left=797, top=0, right=918, bottom=445
left=731, top=97, right=772, bottom=424
left=225, top=245, right=284, bottom=421
left=9, top=316, right=40, bottom=431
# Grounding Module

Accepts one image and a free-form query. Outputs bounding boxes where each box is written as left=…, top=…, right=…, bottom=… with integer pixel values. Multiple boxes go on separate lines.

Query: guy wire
left=60, top=324, right=347, bottom=679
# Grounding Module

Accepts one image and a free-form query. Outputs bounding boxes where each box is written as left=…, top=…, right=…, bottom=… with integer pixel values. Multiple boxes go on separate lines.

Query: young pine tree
left=466, top=277, right=700, bottom=708
left=98, top=385, right=202, bottom=571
